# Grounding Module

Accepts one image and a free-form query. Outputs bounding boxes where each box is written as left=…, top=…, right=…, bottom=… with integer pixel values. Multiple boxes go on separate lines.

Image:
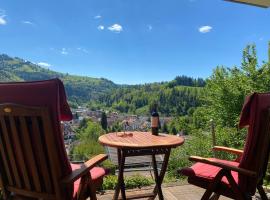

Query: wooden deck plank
left=97, top=184, right=265, bottom=200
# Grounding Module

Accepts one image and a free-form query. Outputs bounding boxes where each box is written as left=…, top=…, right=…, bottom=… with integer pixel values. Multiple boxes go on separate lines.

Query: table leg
left=149, top=149, right=171, bottom=200
left=113, top=149, right=126, bottom=200
left=151, top=154, right=164, bottom=200
left=113, top=182, right=120, bottom=200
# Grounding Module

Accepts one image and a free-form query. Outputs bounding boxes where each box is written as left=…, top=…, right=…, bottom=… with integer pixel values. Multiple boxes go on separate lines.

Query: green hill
left=0, top=54, right=205, bottom=115
left=0, top=54, right=117, bottom=104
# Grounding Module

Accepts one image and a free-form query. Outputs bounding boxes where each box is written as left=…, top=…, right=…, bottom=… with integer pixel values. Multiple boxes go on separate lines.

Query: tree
left=204, top=44, right=270, bottom=127
left=101, top=112, right=108, bottom=131
left=78, top=118, right=88, bottom=130
left=171, top=127, right=177, bottom=135
left=110, top=122, right=122, bottom=132
left=268, top=41, right=270, bottom=62
left=72, top=120, right=105, bottom=160
left=79, top=120, right=105, bottom=141
left=192, top=106, right=210, bottom=129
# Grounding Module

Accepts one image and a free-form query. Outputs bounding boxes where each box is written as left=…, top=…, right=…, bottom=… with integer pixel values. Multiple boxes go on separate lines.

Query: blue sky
left=0, top=0, right=269, bottom=84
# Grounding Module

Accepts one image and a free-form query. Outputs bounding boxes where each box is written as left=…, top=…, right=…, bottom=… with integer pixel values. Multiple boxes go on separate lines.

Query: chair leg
left=244, top=196, right=252, bottom=200
left=77, top=174, right=88, bottom=200
left=209, top=193, right=220, bottom=200
left=88, top=175, right=97, bottom=200
left=1, top=188, right=10, bottom=200
left=201, top=170, right=226, bottom=200
left=77, top=171, right=98, bottom=200
left=257, top=185, right=268, bottom=200
left=202, top=169, right=247, bottom=200
left=202, top=188, right=215, bottom=200
left=224, top=171, right=245, bottom=200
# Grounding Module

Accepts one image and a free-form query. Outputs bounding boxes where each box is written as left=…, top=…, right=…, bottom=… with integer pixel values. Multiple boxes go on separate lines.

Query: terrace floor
left=97, top=183, right=267, bottom=200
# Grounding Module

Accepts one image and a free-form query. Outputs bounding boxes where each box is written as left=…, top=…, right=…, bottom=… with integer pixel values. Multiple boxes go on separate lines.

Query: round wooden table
left=99, top=131, right=184, bottom=200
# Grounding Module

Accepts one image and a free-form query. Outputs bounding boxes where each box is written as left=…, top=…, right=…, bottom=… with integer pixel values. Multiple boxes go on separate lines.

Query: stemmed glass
left=116, top=120, right=128, bottom=137
left=123, top=120, right=129, bottom=136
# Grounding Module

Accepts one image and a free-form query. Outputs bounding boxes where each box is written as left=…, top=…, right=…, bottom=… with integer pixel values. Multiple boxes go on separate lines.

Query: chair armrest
left=212, top=146, right=243, bottom=156
left=189, top=156, right=256, bottom=177
left=61, top=154, right=108, bottom=185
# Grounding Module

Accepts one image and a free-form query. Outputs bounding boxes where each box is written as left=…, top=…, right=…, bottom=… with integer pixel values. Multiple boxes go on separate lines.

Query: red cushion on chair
left=180, top=158, right=239, bottom=185
left=71, top=164, right=107, bottom=198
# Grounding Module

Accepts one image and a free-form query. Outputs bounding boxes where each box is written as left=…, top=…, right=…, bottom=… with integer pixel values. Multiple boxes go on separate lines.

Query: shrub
left=167, top=132, right=212, bottom=178
left=71, top=140, right=104, bottom=161
left=167, top=126, right=246, bottom=178
left=100, top=160, right=117, bottom=175
left=214, top=126, right=246, bottom=160
left=71, top=119, right=105, bottom=161
left=102, top=174, right=154, bottom=190
left=102, top=175, right=118, bottom=190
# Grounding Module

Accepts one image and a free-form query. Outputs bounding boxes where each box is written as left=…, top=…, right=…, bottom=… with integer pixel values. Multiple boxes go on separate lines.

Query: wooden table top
left=98, top=131, right=184, bottom=149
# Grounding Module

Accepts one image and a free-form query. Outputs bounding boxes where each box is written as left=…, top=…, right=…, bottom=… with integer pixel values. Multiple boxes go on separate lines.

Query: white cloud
left=22, top=20, right=34, bottom=25
left=61, top=48, right=68, bottom=55
left=108, top=24, right=123, bottom=33
left=0, top=9, right=7, bottom=25
left=94, top=15, right=102, bottom=19
left=77, top=47, right=89, bottom=54
left=199, top=25, right=212, bottom=33
left=97, top=25, right=104, bottom=30
left=148, top=25, right=153, bottom=31
left=38, top=62, right=51, bottom=67
left=0, top=17, right=6, bottom=25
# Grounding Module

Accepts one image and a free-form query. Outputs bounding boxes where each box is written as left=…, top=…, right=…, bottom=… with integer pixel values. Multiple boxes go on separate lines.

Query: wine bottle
left=151, top=108, right=159, bottom=135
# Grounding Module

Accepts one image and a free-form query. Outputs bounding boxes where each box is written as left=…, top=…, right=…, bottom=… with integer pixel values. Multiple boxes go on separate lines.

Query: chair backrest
left=238, top=92, right=270, bottom=195
left=0, top=79, right=73, bottom=199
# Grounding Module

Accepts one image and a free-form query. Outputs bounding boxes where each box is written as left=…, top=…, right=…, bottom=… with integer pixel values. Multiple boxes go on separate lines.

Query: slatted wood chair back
left=0, top=103, right=66, bottom=199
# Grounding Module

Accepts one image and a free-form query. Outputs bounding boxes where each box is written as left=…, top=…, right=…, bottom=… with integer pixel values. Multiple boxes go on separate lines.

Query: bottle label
left=151, top=117, right=159, bottom=128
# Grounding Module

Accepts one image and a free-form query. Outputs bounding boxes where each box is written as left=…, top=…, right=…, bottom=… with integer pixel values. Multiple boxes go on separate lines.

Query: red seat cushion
left=180, top=158, right=239, bottom=185
left=71, top=164, right=107, bottom=198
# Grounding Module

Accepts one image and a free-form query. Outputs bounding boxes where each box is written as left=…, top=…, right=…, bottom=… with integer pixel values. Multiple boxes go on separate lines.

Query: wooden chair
left=180, top=92, right=270, bottom=200
left=0, top=79, right=108, bottom=200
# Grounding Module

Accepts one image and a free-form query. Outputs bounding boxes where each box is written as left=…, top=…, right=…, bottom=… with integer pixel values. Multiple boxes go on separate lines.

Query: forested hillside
left=0, top=54, right=205, bottom=115
left=89, top=84, right=202, bottom=116
left=0, top=54, right=117, bottom=104
left=96, top=75, right=204, bottom=116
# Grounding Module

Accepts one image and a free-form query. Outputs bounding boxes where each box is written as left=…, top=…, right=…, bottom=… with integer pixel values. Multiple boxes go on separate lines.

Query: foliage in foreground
left=71, top=119, right=105, bottom=161
left=167, top=43, right=270, bottom=180
left=204, top=44, right=270, bottom=127
left=168, top=127, right=247, bottom=178
left=168, top=132, right=213, bottom=178
left=102, top=174, right=154, bottom=190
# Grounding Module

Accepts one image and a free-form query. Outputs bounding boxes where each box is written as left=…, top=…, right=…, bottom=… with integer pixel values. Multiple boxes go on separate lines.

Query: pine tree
left=171, top=127, right=177, bottom=135
left=100, top=112, right=108, bottom=131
